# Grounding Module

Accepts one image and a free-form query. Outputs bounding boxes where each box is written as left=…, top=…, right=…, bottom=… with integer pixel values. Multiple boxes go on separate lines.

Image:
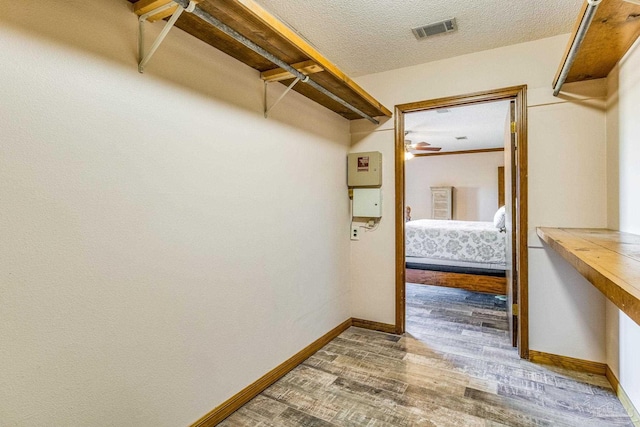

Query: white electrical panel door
left=353, top=188, right=382, bottom=218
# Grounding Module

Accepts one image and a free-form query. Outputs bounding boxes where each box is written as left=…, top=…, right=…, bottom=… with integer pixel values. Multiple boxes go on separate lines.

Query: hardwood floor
left=219, top=283, right=633, bottom=426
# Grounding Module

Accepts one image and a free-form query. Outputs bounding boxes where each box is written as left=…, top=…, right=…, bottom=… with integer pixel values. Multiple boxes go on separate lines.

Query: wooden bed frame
left=406, top=268, right=506, bottom=295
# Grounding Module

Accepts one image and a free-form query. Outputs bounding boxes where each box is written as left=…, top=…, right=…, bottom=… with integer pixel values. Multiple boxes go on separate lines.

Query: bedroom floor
left=218, top=283, right=633, bottom=426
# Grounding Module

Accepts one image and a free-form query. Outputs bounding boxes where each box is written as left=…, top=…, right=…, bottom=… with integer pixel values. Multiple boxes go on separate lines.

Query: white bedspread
left=405, top=219, right=506, bottom=265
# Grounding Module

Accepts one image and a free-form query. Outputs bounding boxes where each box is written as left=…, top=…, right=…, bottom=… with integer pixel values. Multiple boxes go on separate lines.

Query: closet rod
left=171, top=0, right=380, bottom=124
left=553, top=0, right=601, bottom=96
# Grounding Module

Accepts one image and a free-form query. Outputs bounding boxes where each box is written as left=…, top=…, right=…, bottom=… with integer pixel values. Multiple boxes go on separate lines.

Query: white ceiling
left=404, top=101, right=510, bottom=153
left=254, top=0, right=582, bottom=76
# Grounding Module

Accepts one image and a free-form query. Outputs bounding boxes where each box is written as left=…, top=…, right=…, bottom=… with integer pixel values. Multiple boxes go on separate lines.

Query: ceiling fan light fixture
left=404, top=143, right=415, bottom=160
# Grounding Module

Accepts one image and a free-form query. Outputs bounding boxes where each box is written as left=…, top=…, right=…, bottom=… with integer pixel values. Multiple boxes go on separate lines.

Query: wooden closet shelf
left=537, top=227, right=640, bottom=326
left=553, top=0, right=640, bottom=87
left=129, top=0, right=392, bottom=121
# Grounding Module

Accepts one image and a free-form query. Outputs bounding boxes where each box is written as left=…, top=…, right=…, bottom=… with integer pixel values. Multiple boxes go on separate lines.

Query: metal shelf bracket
left=264, top=75, right=309, bottom=118
left=138, top=1, right=197, bottom=73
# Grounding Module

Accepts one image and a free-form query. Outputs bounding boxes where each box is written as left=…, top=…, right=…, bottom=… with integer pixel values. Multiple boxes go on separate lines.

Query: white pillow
left=493, top=206, right=506, bottom=230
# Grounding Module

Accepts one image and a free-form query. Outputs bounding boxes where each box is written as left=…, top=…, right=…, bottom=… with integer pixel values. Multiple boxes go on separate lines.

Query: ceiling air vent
left=412, top=18, right=457, bottom=40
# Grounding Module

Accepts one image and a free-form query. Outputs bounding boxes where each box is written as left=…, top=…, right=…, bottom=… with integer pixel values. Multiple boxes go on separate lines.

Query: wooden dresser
left=431, top=186, right=453, bottom=220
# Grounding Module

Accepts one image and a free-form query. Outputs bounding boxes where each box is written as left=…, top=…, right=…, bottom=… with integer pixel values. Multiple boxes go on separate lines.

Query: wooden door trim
left=394, top=85, right=529, bottom=358
left=413, top=147, right=504, bottom=157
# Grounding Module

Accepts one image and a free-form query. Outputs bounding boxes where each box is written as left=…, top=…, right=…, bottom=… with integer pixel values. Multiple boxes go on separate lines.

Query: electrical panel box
left=347, top=151, right=382, bottom=187
left=353, top=188, right=382, bottom=218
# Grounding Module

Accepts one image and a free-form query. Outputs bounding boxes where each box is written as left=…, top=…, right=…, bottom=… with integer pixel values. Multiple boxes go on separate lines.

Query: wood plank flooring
left=219, top=283, right=633, bottom=426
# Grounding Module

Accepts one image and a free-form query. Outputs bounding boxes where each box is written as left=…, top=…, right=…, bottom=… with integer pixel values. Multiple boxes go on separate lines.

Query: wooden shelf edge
left=552, top=0, right=589, bottom=88
left=553, top=0, right=640, bottom=88
left=536, top=227, right=640, bottom=327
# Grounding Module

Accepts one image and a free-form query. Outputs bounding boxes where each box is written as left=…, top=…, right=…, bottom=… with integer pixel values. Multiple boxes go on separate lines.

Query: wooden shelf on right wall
left=537, top=227, right=640, bottom=327
left=553, top=0, right=640, bottom=87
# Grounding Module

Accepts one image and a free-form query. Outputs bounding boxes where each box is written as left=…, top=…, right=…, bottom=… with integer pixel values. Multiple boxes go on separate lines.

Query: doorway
left=394, top=86, right=529, bottom=358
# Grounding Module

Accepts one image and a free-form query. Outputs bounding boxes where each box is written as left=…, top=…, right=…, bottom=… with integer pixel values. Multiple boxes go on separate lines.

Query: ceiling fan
left=404, top=131, right=442, bottom=152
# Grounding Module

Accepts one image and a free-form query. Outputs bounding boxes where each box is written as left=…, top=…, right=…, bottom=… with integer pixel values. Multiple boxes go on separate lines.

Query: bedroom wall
left=606, top=37, right=640, bottom=416
left=350, top=34, right=608, bottom=362
left=0, top=1, right=351, bottom=425
left=405, top=151, right=505, bottom=222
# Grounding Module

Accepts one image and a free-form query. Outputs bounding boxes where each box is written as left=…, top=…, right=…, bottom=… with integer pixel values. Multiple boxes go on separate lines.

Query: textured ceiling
left=405, top=101, right=510, bottom=153
left=254, top=0, right=582, bottom=76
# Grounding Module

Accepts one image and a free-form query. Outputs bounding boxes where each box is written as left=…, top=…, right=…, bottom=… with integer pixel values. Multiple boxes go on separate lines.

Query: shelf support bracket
left=138, top=1, right=197, bottom=73
left=264, top=76, right=308, bottom=118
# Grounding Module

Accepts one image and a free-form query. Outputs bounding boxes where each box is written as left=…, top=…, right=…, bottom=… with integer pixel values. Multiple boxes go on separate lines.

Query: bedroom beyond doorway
left=394, top=86, right=529, bottom=358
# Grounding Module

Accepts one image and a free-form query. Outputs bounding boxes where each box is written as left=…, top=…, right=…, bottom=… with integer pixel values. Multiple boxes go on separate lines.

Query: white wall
left=0, top=1, right=351, bottom=425
left=350, top=130, right=397, bottom=323
left=350, top=35, right=609, bottom=362
left=527, top=90, right=608, bottom=363
left=405, top=151, right=505, bottom=221
left=606, top=38, right=640, bottom=416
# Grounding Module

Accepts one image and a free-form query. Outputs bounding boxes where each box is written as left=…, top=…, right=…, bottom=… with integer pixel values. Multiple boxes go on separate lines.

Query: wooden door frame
left=394, top=85, right=529, bottom=359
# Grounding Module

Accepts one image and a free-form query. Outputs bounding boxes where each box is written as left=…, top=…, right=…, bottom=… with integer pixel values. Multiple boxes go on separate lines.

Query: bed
left=405, top=219, right=507, bottom=294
